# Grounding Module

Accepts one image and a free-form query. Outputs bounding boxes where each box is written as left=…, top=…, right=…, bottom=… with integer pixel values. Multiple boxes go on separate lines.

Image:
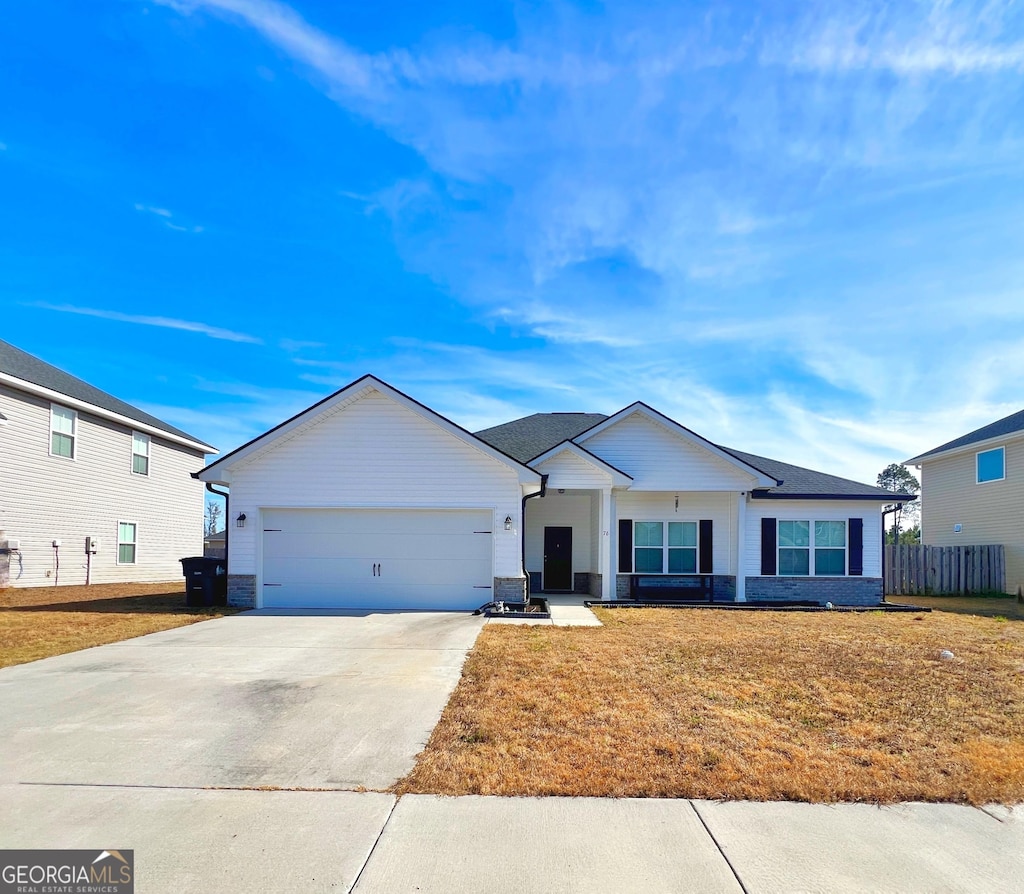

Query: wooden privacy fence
left=884, top=544, right=1005, bottom=596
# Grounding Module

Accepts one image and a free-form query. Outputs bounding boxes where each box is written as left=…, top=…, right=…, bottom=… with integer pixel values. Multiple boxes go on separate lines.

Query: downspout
left=521, top=474, right=548, bottom=597
left=205, top=482, right=230, bottom=565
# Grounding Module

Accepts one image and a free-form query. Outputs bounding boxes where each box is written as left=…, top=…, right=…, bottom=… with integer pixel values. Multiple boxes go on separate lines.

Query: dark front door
left=543, top=526, right=573, bottom=591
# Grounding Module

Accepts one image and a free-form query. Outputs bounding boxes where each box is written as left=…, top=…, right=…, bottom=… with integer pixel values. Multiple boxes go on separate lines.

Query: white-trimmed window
left=117, top=522, right=137, bottom=565
left=132, top=432, right=150, bottom=476
left=50, top=404, right=77, bottom=458
left=778, top=520, right=847, bottom=576
left=976, top=447, right=1005, bottom=484
left=634, top=521, right=698, bottom=574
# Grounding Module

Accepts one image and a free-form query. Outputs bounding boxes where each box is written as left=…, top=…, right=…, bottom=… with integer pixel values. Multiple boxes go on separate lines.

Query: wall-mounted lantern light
left=236, top=512, right=247, bottom=529
left=504, top=515, right=513, bottom=531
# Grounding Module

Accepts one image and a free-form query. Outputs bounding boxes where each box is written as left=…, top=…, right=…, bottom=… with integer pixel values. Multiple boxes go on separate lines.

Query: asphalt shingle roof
left=476, top=412, right=908, bottom=500
left=474, top=413, right=608, bottom=463
left=0, top=338, right=214, bottom=450
left=906, top=408, right=1024, bottom=464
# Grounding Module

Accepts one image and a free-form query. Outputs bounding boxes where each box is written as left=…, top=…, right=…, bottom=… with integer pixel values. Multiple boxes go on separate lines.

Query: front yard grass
left=0, top=582, right=239, bottom=669
left=398, top=608, right=1024, bottom=804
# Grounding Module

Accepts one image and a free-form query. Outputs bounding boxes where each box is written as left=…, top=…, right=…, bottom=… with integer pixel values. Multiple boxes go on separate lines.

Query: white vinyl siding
left=616, top=491, right=735, bottom=574
left=50, top=404, right=76, bottom=459
left=582, top=412, right=757, bottom=491
left=524, top=492, right=593, bottom=580
left=132, top=432, right=150, bottom=476
left=117, top=521, right=137, bottom=565
left=533, top=449, right=616, bottom=490
left=0, top=383, right=205, bottom=586
left=744, top=501, right=882, bottom=579
left=225, top=389, right=525, bottom=581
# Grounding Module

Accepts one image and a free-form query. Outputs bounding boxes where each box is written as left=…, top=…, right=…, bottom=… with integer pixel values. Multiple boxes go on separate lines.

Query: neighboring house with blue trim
left=198, top=375, right=908, bottom=610
left=0, top=339, right=215, bottom=587
left=906, top=408, right=1024, bottom=596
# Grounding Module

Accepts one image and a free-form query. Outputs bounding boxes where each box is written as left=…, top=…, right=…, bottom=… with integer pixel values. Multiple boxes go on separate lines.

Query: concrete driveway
left=0, top=609, right=484, bottom=790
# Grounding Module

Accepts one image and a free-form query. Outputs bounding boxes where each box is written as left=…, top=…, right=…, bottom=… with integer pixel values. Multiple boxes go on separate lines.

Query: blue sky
left=4, top=0, right=1024, bottom=486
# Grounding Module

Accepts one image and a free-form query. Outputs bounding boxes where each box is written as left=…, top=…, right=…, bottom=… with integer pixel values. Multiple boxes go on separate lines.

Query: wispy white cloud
left=134, top=202, right=203, bottom=233
left=32, top=302, right=262, bottom=343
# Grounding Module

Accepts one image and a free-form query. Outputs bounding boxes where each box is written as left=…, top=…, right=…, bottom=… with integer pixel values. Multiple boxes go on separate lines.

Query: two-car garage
left=260, top=508, right=495, bottom=610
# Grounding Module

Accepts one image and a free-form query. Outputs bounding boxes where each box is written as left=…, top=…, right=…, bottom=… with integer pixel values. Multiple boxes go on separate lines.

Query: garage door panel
left=264, top=532, right=491, bottom=562
left=260, top=509, right=496, bottom=610
left=262, top=509, right=492, bottom=536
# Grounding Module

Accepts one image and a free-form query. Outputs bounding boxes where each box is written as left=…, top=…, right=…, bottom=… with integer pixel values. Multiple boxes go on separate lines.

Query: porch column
left=735, top=492, right=747, bottom=602
left=600, top=486, right=614, bottom=601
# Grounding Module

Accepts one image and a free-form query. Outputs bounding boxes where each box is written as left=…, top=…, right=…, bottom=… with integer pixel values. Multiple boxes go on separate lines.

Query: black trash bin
left=180, top=556, right=227, bottom=607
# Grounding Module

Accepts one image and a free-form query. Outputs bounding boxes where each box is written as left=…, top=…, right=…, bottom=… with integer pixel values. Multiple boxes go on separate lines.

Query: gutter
left=521, top=474, right=548, bottom=590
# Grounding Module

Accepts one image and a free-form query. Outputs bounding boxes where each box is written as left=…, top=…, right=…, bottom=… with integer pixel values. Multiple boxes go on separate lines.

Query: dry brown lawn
left=399, top=608, right=1024, bottom=804
left=0, top=581, right=239, bottom=669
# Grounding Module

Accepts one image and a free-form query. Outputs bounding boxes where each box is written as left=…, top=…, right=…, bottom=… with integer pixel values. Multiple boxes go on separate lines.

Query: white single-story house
left=906, top=407, right=1024, bottom=595
left=197, top=375, right=910, bottom=610
left=0, top=338, right=215, bottom=587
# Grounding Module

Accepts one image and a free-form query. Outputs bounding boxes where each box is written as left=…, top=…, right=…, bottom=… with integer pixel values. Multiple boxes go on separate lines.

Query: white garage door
left=261, top=509, right=494, bottom=610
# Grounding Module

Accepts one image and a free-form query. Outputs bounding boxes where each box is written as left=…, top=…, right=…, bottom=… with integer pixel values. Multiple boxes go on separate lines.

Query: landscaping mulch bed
left=398, top=608, right=1024, bottom=804
left=0, top=581, right=240, bottom=669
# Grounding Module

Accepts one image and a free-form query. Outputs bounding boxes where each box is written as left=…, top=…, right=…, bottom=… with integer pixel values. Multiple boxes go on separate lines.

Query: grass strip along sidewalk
left=399, top=607, right=1024, bottom=804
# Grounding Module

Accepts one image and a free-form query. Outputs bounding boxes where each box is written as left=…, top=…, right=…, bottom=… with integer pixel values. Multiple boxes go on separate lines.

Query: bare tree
left=205, top=500, right=224, bottom=537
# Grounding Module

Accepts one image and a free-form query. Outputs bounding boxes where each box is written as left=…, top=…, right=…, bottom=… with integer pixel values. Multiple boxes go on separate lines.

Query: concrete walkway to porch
left=486, top=594, right=603, bottom=627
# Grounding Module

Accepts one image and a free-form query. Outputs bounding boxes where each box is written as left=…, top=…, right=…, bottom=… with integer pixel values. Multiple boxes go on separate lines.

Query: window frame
left=632, top=520, right=699, bottom=574
left=131, top=431, right=151, bottom=476
left=976, top=446, right=1005, bottom=484
left=116, top=521, right=138, bottom=566
left=777, top=519, right=848, bottom=577
left=49, top=403, right=77, bottom=460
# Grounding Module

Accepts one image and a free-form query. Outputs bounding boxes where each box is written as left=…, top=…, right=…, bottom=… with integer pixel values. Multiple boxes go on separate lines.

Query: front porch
left=522, top=486, right=744, bottom=603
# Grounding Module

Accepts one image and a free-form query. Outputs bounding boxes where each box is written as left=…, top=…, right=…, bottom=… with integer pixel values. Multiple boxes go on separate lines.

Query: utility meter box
left=86, top=537, right=100, bottom=554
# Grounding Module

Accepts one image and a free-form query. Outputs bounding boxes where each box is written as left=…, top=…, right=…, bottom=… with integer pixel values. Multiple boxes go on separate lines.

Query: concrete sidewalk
left=487, top=594, right=603, bottom=627
left=3, top=787, right=1019, bottom=893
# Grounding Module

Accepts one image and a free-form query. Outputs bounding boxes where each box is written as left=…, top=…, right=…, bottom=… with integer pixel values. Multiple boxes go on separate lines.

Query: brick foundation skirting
left=745, top=576, right=883, bottom=606
left=493, top=577, right=527, bottom=602
left=227, top=574, right=256, bottom=608
left=615, top=574, right=737, bottom=602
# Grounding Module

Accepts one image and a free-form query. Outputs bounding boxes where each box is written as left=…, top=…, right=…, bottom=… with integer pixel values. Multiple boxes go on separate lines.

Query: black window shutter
left=761, top=517, right=777, bottom=575
left=618, top=519, right=633, bottom=573
left=848, top=518, right=864, bottom=576
left=699, top=520, right=713, bottom=574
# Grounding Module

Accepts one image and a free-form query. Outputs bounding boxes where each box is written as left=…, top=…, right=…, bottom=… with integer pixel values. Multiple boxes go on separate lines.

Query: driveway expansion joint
left=349, top=794, right=400, bottom=893
left=689, top=800, right=751, bottom=894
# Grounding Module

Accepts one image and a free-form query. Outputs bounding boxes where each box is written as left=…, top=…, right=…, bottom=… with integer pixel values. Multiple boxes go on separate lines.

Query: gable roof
left=476, top=411, right=912, bottom=501
left=529, top=439, right=634, bottom=486
left=198, top=374, right=543, bottom=486
left=0, top=338, right=215, bottom=453
left=474, top=413, right=608, bottom=464
left=574, top=402, right=778, bottom=487
left=905, top=408, right=1024, bottom=464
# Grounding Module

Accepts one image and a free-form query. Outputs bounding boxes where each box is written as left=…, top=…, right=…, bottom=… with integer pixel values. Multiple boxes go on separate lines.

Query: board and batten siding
left=919, top=440, right=1024, bottom=595
left=743, top=500, right=883, bottom=579
left=582, top=412, right=757, bottom=491
left=0, top=384, right=206, bottom=586
left=615, top=491, right=736, bottom=574
left=524, top=492, right=595, bottom=577
left=226, top=390, right=524, bottom=578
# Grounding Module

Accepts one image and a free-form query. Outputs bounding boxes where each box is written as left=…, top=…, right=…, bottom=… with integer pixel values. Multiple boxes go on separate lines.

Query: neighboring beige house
left=0, top=339, right=216, bottom=587
left=906, top=408, right=1024, bottom=595
left=204, top=528, right=226, bottom=559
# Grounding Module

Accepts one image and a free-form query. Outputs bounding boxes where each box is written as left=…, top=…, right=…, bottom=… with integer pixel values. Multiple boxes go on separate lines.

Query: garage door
left=261, top=509, right=494, bottom=610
